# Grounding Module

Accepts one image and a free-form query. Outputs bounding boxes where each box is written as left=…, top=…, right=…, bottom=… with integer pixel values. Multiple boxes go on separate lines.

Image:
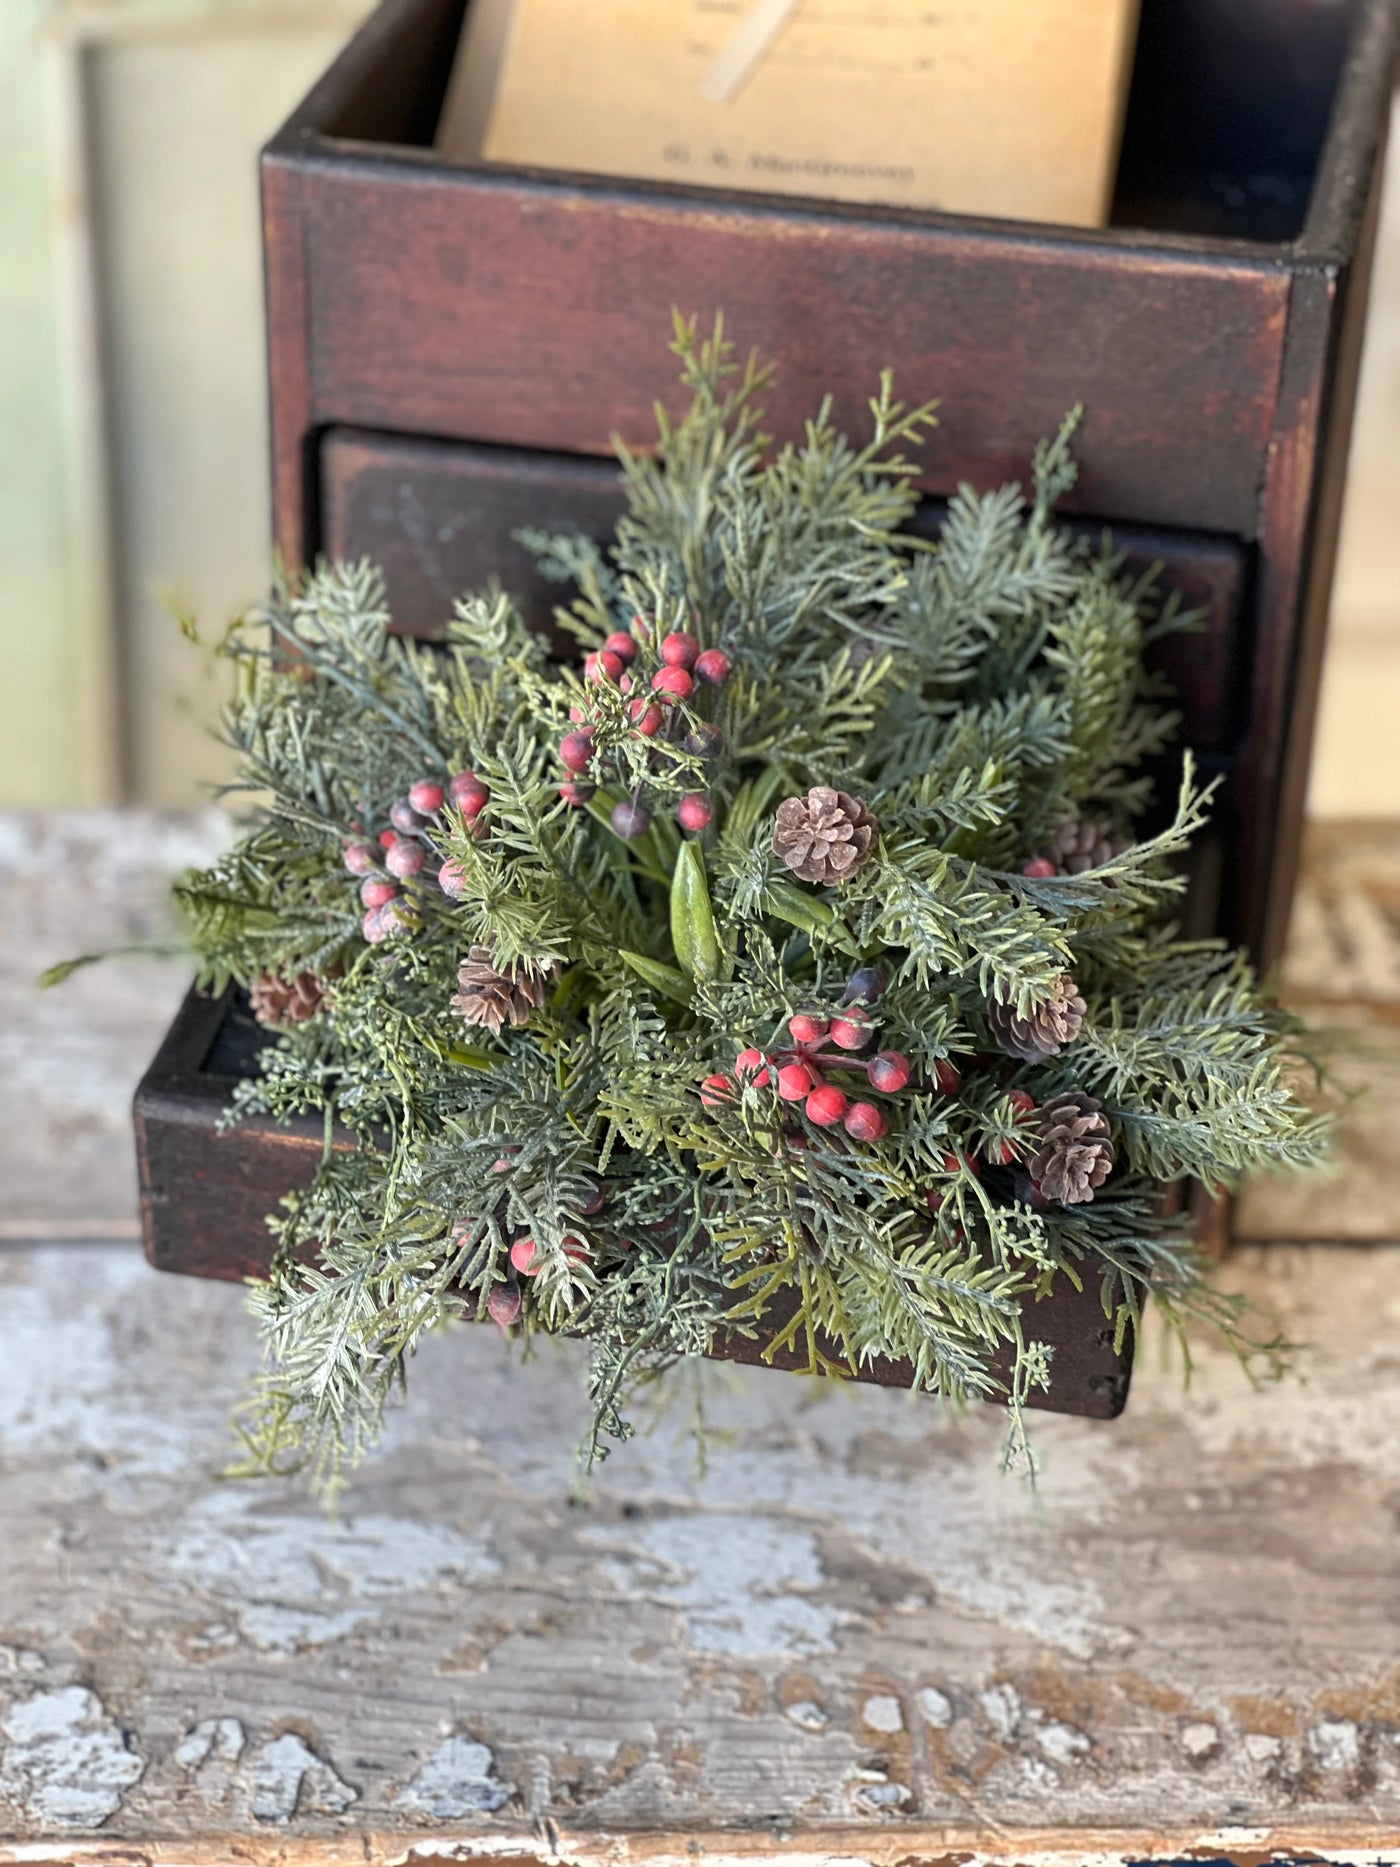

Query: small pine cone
left=248, top=969, right=333, bottom=1029
left=451, top=944, right=559, bottom=1034
left=987, top=973, right=1086, bottom=1062
left=1044, top=818, right=1130, bottom=876
left=772, top=787, right=878, bottom=886
left=1030, top=1090, right=1115, bottom=1204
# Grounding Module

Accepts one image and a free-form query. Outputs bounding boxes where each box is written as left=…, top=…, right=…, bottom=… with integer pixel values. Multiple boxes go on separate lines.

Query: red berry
left=630, top=700, right=665, bottom=737
left=361, top=878, right=398, bottom=908
left=1007, top=1089, right=1036, bottom=1115
left=735, top=1047, right=771, bottom=1088
left=568, top=705, right=588, bottom=723
left=867, top=1050, right=911, bottom=1093
left=661, top=631, right=699, bottom=671
left=677, top=793, right=712, bottom=833
left=1022, top=856, right=1057, bottom=878
left=511, top=1236, right=540, bottom=1276
left=844, top=1100, right=888, bottom=1143
left=652, top=667, right=694, bottom=702
left=829, top=1010, right=874, bottom=1051
left=491, top=1148, right=521, bottom=1173
left=587, top=649, right=625, bottom=684
left=604, top=631, right=638, bottom=664
left=777, top=1061, right=815, bottom=1102
left=438, top=860, right=469, bottom=899
left=453, top=777, right=490, bottom=818
left=572, top=1181, right=607, bottom=1216
left=561, top=1233, right=590, bottom=1264
left=409, top=780, right=445, bottom=815
left=788, top=1012, right=828, bottom=1047
left=926, top=1187, right=945, bottom=1214
left=378, top=829, right=398, bottom=849
left=449, top=770, right=480, bottom=801
left=942, top=1151, right=981, bottom=1178
left=558, top=781, right=595, bottom=807
left=560, top=730, right=595, bottom=773
left=700, top=1073, right=733, bottom=1109
left=361, top=905, right=390, bottom=944
left=933, top=1059, right=962, bottom=1095
left=693, top=648, right=731, bottom=687
left=385, top=839, right=425, bottom=878
left=805, top=1084, right=849, bottom=1127
left=487, top=1284, right=522, bottom=1328
left=343, top=841, right=377, bottom=875
left=611, top=800, right=652, bottom=839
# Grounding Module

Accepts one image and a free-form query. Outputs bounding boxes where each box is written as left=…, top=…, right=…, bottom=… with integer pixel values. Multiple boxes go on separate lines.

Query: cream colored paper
left=438, top=0, right=1140, bottom=229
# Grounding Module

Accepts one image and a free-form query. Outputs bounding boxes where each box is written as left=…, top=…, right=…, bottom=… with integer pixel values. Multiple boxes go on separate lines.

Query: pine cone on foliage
left=1029, top=1091, right=1115, bottom=1204
left=773, top=787, right=878, bottom=886
left=248, top=969, right=334, bottom=1029
left=987, top=972, right=1086, bottom=1062
left=451, top=945, right=558, bottom=1035
left=1042, top=818, right=1129, bottom=876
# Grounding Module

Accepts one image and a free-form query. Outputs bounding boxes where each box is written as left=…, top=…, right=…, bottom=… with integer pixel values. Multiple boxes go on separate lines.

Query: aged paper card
left=437, top=0, right=1140, bottom=229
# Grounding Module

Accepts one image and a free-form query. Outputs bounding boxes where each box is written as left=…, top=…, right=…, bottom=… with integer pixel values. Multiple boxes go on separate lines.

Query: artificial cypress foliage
left=168, top=318, right=1326, bottom=1493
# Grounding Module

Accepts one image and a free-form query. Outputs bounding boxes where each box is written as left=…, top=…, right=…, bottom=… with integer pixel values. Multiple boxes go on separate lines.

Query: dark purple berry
left=611, top=800, right=652, bottom=840
left=390, top=798, right=426, bottom=834
left=684, top=722, right=723, bottom=760
left=842, top=966, right=887, bottom=1005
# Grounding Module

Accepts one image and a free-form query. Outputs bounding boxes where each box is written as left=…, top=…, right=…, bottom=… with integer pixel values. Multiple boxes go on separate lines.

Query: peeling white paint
left=0, top=1687, right=143, bottom=1827
left=397, top=1735, right=513, bottom=1818
left=917, top=1684, right=953, bottom=1727
left=584, top=1515, right=843, bottom=1656
left=979, top=1682, right=1023, bottom=1743
left=174, top=1717, right=246, bottom=1771
left=1180, top=1721, right=1221, bottom=1761
left=1310, top=1717, right=1362, bottom=1773
left=1244, top=1732, right=1283, bottom=1765
left=859, top=1694, right=903, bottom=1734
left=1036, top=1719, right=1090, bottom=1766
left=250, top=1733, right=356, bottom=1822
left=166, top=1490, right=499, bottom=1652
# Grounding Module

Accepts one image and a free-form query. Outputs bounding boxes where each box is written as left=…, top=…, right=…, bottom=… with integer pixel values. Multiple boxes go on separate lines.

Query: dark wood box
left=133, top=0, right=1397, bottom=1415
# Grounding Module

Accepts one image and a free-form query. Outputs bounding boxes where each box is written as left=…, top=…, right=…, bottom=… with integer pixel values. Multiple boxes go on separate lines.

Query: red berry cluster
left=700, top=967, right=922, bottom=1146
left=555, top=616, right=732, bottom=837
left=342, top=770, right=489, bottom=941
left=475, top=1176, right=619, bottom=1332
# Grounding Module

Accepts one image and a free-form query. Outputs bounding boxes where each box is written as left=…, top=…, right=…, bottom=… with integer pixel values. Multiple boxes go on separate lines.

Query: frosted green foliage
left=174, top=316, right=1325, bottom=1496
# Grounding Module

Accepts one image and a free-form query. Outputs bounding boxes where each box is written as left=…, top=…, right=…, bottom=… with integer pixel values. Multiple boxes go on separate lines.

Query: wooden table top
left=3, top=811, right=1399, bottom=1867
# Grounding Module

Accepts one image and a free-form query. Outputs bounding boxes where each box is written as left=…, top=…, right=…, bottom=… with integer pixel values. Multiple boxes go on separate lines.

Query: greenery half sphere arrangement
left=171, top=319, right=1326, bottom=1490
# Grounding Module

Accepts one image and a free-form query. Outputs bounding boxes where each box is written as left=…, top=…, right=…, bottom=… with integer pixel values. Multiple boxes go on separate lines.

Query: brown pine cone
left=772, top=787, right=878, bottom=886
left=451, top=944, right=559, bottom=1034
left=1042, top=818, right=1129, bottom=876
left=248, top=968, right=334, bottom=1029
left=987, top=973, right=1086, bottom=1062
left=1029, top=1090, right=1115, bottom=1204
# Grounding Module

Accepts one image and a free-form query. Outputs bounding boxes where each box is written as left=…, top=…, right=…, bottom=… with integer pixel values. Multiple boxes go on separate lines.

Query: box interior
left=320, top=0, right=1361, bottom=245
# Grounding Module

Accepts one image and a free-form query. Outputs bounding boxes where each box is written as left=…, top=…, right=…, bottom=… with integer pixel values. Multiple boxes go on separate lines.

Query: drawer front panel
left=320, top=426, right=1250, bottom=752
left=288, top=157, right=1289, bottom=540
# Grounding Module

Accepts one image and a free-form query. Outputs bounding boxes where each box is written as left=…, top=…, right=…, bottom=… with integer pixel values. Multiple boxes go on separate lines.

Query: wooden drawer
left=322, top=426, right=1252, bottom=752
left=134, top=983, right=1134, bottom=1417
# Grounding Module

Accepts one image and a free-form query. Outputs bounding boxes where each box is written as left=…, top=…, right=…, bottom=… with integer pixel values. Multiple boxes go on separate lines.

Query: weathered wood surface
left=5, top=810, right=1400, bottom=1865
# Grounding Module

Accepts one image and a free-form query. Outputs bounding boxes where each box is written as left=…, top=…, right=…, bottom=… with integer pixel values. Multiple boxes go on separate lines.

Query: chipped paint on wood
left=5, top=809, right=1400, bottom=1858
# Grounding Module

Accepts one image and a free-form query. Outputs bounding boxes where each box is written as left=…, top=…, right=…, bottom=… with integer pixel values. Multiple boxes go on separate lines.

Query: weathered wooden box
left=134, top=0, right=1397, bottom=1416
